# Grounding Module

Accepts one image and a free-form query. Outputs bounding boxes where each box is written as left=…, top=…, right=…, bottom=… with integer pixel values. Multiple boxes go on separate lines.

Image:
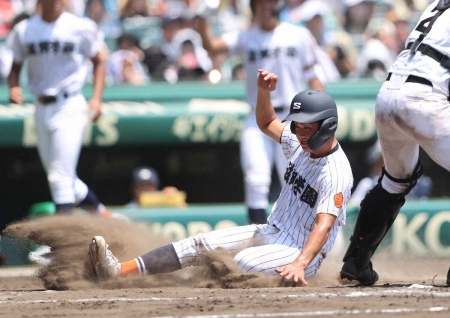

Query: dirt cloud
left=4, top=215, right=344, bottom=290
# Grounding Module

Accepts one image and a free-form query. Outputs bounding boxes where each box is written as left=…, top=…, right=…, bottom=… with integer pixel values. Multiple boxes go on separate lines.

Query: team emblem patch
left=334, top=192, right=344, bottom=208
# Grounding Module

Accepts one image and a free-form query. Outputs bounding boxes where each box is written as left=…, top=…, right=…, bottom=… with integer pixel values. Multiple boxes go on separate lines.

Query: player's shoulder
left=277, top=22, right=313, bottom=40
left=277, top=22, right=309, bottom=33
left=12, top=15, right=35, bottom=32
left=334, top=145, right=353, bottom=171
left=61, top=12, right=97, bottom=30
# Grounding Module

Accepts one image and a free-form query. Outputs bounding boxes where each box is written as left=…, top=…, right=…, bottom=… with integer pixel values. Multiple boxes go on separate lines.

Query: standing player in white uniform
left=86, top=69, right=353, bottom=285
left=341, top=0, right=450, bottom=286
left=193, top=0, right=324, bottom=224
left=7, top=0, right=110, bottom=216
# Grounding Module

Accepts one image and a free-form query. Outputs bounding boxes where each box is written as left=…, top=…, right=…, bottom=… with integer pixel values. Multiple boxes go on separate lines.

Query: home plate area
left=1, top=256, right=449, bottom=318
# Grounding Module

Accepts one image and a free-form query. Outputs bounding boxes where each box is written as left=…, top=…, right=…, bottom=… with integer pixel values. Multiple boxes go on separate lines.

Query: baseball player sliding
left=7, top=0, right=110, bottom=216
left=341, top=0, right=450, bottom=286
left=87, top=69, right=353, bottom=285
left=193, top=0, right=324, bottom=224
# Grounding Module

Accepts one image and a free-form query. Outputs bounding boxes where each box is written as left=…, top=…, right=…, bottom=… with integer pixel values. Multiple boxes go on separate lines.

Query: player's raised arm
left=256, top=69, right=287, bottom=143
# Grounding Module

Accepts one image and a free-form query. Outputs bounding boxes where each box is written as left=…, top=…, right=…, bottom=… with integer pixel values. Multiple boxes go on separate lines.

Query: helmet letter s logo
left=293, top=102, right=301, bottom=110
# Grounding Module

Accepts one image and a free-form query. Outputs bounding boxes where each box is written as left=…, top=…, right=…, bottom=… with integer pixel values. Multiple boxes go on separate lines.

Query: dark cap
left=131, top=166, right=160, bottom=188
left=282, top=90, right=337, bottom=124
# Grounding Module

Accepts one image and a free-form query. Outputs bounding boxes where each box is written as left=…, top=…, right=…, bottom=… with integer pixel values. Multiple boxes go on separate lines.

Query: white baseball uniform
left=221, top=22, right=319, bottom=211
left=375, top=0, right=450, bottom=194
left=7, top=12, right=103, bottom=205
left=173, top=125, right=353, bottom=278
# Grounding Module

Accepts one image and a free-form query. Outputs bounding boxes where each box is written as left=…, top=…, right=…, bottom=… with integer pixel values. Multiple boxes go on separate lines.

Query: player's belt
left=37, top=95, right=57, bottom=105
left=37, top=92, right=73, bottom=105
left=386, top=73, right=432, bottom=87
left=406, top=42, right=450, bottom=70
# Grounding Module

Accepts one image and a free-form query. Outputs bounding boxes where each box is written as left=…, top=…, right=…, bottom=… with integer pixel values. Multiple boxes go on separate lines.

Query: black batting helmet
left=283, top=90, right=338, bottom=150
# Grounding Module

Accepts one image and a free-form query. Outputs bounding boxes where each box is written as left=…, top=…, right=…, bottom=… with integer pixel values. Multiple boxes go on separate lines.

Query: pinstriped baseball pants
left=172, top=224, right=324, bottom=279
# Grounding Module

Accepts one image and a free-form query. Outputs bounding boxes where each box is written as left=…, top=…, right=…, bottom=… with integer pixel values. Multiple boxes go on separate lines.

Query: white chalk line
left=154, top=307, right=449, bottom=318
left=1, top=286, right=450, bottom=305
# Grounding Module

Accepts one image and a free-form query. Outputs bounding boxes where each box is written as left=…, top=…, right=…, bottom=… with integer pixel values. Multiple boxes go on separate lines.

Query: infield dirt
left=1, top=215, right=449, bottom=317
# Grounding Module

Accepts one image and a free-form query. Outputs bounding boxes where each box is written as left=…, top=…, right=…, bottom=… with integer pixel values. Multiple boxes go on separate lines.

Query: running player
left=193, top=0, right=324, bottom=224
left=341, top=0, right=450, bottom=285
left=7, top=0, right=110, bottom=216
left=87, top=69, right=353, bottom=284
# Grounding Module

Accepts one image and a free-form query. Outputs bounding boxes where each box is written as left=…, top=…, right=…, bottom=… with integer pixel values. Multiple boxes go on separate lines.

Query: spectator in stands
left=342, top=0, right=376, bottom=47
left=279, top=0, right=305, bottom=25
left=389, top=0, right=429, bottom=54
left=215, top=0, right=251, bottom=34
left=126, top=166, right=185, bottom=208
left=297, top=0, right=341, bottom=84
left=176, top=39, right=209, bottom=80
left=85, top=0, right=122, bottom=39
left=102, top=0, right=118, bottom=16
left=120, top=0, right=151, bottom=20
left=355, top=17, right=398, bottom=80
left=0, top=0, right=15, bottom=37
left=6, top=0, right=38, bottom=15
left=107, top=32, right=149, bottom=85
left=279, top=0, right=357, bottom=78
left=143, top=13, right=212, bottom=83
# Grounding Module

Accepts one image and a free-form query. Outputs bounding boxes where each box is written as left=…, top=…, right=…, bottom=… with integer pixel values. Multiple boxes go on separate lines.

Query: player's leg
left=34, top=101, right=74, bottom=213
left=52, top=95, right=110, bottom=215
left=89, top=224, right=264, bottom=279
left=341, top=84, right=423, bottom=284
left=240, top=114, right=273, bottom=224
left=47, top=95, right=88, bottom=213
left=72, top=179, right=111, bottom=216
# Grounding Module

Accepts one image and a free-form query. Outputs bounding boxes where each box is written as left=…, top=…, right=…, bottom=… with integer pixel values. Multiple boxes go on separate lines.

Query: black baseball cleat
left=340, top=257, right=379, bottom=286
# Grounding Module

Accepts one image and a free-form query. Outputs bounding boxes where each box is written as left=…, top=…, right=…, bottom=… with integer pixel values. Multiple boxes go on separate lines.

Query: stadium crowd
left=0, top=0, right=433, bottom=85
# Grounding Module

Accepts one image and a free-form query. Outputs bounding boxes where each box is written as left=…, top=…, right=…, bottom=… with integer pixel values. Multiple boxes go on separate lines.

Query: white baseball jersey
left=388, top=0, right=450, bottom=95
left=268, top=125, right=353, bottom=254
left=172, top=126, right=353, bottom=278
left=222, top=22, right=318, bottom=109
left=7, top=12, right=102, bottom=96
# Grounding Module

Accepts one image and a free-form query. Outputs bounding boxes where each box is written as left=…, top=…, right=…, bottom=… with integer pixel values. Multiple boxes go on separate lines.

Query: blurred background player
left=193, top=0, right=324, bottom=224
left=126, top=166, right=186, bottom=208
left=7, top=0, right=110, bottom=216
